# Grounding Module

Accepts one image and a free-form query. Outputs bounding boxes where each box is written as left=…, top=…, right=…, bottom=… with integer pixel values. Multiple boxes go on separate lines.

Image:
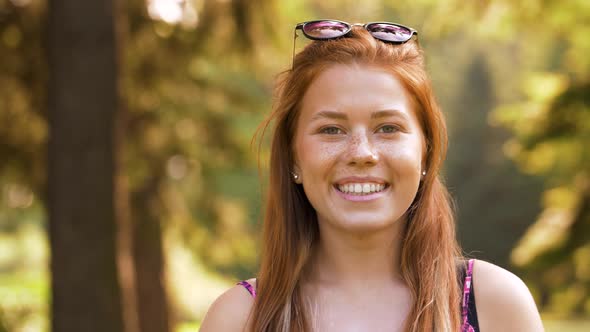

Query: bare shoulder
left=199, top=278, right=257, bottom=332
left=472, top=260, right=544, bottom=332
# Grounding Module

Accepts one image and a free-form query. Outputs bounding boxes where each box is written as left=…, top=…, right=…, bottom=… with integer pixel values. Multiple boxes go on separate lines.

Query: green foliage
left=117, top=0, right=288, bottom=280
left=485, top=0, right=590, bottom=317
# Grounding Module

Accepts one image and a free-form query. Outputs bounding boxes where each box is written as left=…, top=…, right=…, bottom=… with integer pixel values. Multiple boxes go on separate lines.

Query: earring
left=292, top=172, right=299, bottom=181
left=421, top=170, right=426, bottom=176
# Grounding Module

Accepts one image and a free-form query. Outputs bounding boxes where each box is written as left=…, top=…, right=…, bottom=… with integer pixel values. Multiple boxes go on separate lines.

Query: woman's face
left=293, top=64, right=426, bottom=233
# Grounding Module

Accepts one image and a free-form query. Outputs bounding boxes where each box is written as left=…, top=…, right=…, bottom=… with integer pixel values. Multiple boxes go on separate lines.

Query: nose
left=347, top=131, right=378, bottom=166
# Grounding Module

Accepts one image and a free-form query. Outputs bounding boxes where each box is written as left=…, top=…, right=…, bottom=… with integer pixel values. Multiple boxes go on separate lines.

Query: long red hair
left=252, top=27, right=463, bottom=331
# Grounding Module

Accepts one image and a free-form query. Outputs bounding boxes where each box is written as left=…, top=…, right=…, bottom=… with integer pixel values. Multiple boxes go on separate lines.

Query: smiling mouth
left=335, top=182, right=390, bottom=195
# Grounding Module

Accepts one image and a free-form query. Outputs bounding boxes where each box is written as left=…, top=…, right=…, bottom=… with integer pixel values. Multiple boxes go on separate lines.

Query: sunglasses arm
left=292, top=28, right=300, bottom=70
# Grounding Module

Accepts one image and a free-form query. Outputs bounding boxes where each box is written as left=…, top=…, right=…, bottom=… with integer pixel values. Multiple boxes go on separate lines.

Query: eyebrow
left=370, top=109, right=407, bottom=120
left=310, top=109, right=408, bottom=121
left=310, top=110, right=347, bottom=121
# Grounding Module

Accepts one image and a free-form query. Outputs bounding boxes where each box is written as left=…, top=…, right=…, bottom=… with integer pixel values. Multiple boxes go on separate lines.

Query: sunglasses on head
left=292, top=19, right=418, bottom=67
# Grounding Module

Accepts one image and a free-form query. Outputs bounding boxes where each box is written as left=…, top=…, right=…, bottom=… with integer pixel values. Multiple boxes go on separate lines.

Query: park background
left=0, top=0, right=589, bottom=331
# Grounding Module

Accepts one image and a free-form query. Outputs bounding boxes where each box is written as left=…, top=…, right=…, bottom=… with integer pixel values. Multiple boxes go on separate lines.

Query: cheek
left=297, top=137, right=342, bottom=175
left=380, top=142, right=423, bottom=172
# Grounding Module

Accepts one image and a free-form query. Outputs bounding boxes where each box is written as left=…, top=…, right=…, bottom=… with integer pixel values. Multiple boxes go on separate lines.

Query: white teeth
left=354, top=184, right=362, bottom=193
left=362, top=184, right=370, bottom=193
left=337, top=182, right=387, bottom=195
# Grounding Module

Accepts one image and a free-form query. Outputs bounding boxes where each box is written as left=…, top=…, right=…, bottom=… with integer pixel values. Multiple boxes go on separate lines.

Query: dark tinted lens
left=366, top=23, right=413, bottom=42
left=303, top=21, right=350, bottom=39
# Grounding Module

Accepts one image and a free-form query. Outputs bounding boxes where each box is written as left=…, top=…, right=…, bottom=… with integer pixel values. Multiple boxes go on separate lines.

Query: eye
left=377, top=124, right=399, bottom=134
left=319, top=126, right=344, bottom=135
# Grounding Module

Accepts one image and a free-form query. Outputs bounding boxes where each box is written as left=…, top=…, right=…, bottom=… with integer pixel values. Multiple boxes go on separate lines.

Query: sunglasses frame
left=292, top=19, right=418, bottom=68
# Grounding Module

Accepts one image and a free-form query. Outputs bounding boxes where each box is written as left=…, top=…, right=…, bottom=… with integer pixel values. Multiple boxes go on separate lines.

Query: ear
left=292, top=164, right=303, bottom=184
left=420, top=160, right=428, bottom=180
left=421, top=152, right=428, bottom=175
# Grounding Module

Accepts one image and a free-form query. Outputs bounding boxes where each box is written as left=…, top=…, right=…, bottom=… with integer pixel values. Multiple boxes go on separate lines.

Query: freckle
left=318, top=144, right=339, bottom=159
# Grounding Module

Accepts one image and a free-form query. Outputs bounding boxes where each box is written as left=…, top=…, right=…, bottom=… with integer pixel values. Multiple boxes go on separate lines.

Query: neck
left=308, top=218, right=406, bottom=288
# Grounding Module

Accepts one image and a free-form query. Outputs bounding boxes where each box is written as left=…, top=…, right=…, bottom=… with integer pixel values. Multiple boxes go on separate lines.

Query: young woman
left=200, top=20, right=544, bottom=331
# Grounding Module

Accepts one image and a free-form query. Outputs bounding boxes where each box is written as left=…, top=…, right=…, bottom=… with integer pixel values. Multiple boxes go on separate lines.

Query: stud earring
left=292, top=172, right=299, bottom=181
left=421, top=170, right=427, bottom=176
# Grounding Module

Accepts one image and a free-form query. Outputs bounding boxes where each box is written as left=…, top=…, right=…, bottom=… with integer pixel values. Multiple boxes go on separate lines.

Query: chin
left=327, top=214, right=403, bottom=233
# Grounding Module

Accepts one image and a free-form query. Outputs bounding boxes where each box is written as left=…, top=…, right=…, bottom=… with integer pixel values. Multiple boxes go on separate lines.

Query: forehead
left=299, top=64, right=414, bottom=120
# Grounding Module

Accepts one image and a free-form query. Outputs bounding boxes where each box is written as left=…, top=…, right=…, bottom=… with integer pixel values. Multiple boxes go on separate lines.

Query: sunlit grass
left=176, top=321, right=201, bottom=332
left=164, top=227, right=232, bottom=321
left=544, top=319, right=590, bottom=332
left=0, top=270, right=48, bottom=332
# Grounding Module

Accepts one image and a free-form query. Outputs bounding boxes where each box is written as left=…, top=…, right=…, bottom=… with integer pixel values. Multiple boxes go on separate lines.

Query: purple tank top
left=237, top=258, right=478, bottom=331
left=461, top=258, right=478, bottom=331
left=237, top=280, right=256, bottom=298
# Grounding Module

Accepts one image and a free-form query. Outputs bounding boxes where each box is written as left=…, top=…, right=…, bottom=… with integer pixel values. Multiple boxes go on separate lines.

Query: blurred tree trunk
left=115, top=2, right=140, bottom=332
left=47, top=0, right=124, bottom=331
left=130, top=169, right=170, bottom=332
left=123, top=2, right=171, bottom=331
left=446, top=52, right=542, bottom=268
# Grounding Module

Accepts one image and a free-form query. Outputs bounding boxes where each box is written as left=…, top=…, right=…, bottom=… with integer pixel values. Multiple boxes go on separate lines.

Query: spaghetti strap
left=461, top=259, right=476, bottom=332
left=237, top=280, right=256, bottom=298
